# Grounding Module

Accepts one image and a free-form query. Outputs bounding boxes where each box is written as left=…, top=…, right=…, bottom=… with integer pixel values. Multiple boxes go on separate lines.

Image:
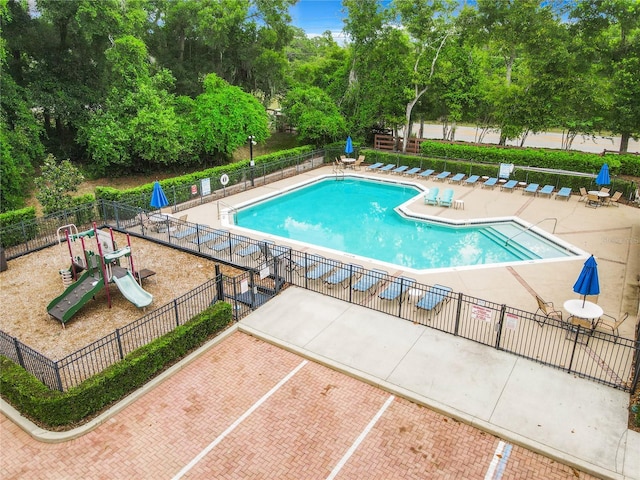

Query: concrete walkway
left=240, top=287, right=640, bottom=480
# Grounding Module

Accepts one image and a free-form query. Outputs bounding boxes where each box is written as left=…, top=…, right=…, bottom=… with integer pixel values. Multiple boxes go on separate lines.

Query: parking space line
left=325, top=394, right=395, bottom=480
left=485, top=440, right=513, bottom=480
left=171, top=359, right=308, bottom=480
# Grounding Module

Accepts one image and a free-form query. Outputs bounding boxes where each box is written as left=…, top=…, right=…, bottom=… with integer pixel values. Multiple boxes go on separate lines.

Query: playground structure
left=47, top=223, right=153, bottom=325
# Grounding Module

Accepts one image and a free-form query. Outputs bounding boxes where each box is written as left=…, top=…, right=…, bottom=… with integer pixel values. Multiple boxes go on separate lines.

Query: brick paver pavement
left=0, top=332, right=599, bottom=479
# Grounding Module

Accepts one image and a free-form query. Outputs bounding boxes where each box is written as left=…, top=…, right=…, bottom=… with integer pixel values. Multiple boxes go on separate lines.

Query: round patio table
left=563, top=299, right=603, bottom=328
left=342, top=158, right=356, bottom=168
left=588, top=191, right=610, bottom=203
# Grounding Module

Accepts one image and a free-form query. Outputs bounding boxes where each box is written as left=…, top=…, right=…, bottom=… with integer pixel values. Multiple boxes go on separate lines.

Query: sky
left=289, top=0, right=349, bottom=42
left=288, top=0, right=472, bottom=44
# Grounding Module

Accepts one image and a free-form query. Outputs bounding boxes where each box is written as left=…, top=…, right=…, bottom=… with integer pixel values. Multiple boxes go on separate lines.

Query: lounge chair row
left=366, top=164, right=486, bottom=187
left=495, top=180, right=573, bottom=200
left=292, top=258, right=453, bottom=313
left=521, top=183, right=572, bottom=199
left=365, top=164, right=577, bottom=201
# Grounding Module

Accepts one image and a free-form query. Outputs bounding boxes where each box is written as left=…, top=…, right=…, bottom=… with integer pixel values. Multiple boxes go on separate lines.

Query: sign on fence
left=471, top=305, right=493, bottom=322
left=201, top=178, right=211, bottom=196
left=505, top=313, right=519, bottom=330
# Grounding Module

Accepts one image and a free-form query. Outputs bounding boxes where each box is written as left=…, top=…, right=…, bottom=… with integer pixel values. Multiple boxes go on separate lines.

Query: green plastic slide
left=112, top=271, right=153, bottom=308
left=47, top=270, right=104, bottom=323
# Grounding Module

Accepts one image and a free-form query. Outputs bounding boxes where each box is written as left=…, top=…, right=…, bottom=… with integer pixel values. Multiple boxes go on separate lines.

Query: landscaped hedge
left=419, top=140, right=640, bottom=177
left=94, top=146, right=315, bottom=209
left=0, top=302, right=233, bottom=427
left=0, top=207, right=37, bottom=247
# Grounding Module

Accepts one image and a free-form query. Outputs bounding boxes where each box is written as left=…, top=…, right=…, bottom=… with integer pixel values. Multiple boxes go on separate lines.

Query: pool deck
left=183, top=165, right=640, bottom=340
left=2, top=165, right=639, bottom=479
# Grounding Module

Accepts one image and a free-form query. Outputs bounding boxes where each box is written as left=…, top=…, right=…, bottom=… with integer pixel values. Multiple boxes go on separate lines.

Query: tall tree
left=0, top=0, right=41, bottom=212
left=394, top=0, right=457, bottom=152
left=463, top=0, right=563, bottom=145
left=145, top=0, right=295, bottom=102
left=571, top=0, right=640, bottom=152
left=81, top=36, right=184, bottom=174
left=192, top=73, right=270, bottom=157
left=281, top=86, right=346, bottom=146
left=342, top=0, right=407, bottom=141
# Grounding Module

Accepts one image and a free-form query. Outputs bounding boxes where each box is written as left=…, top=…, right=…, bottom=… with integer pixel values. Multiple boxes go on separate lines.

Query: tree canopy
left=1, top=0, right=638, bottom=212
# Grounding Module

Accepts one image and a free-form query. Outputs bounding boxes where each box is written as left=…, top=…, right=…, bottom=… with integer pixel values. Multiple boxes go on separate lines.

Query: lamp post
left=248, top=135, right=256, bottom=186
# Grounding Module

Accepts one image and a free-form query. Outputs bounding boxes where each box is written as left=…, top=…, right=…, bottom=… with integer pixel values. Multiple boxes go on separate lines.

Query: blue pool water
left=234, top=177, right=576, bottom=270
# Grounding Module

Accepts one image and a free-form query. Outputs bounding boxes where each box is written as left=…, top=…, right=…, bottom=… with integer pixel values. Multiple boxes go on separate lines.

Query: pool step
left=480, top=227, right=541, bottom=261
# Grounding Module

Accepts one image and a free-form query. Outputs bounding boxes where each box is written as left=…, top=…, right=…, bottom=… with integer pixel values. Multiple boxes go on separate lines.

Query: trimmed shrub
left=94, top=146, right=315, bottom=209
left=0, top=207, right=38, bottom=248
left=0, top=302, right=233, bottom=427
left=418, top=140, right=640, bottom=177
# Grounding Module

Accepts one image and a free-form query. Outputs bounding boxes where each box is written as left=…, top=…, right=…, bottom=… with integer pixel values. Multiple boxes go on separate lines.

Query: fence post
left=495, top=305, right=506, bottom=349
left=174, top=299, right=180, bottom=327
left=115, top=328, right=124, bottom=360
left=567, top=325, right=582, bottom=373
left=348, top=264, right=354, bottom=304
left=53, top=362, right=64, bottom=392
left=272, top=259, right=281, bottom=294
left=21, top=221, right=29, bottom=252
left=232, top=277, right=240, bottom=321
left=249, top=270, right=257, bottom=309
left=13, top=337, right=25, bottom=368
left=100, top=199, right=107, bottom=224
left=114, top=202, right=120, bottom=228
left=54, top=361, right=64, bottom=392
left=453, top=292, right=463, bottom=336
left=397, top=277, right=405, bottom=317
left=215, top=265, right=224, bottom=302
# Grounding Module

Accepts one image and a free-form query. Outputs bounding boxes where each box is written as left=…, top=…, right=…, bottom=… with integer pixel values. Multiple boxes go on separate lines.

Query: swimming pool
left=233, top=177, right=579, bottom=271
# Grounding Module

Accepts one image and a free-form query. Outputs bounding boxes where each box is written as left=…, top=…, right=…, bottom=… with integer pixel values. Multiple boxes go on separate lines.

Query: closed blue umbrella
left=596, top=164, right=610, bottom=186
left=345, top=136, right=353, bottom=155
left=150, top=181, right=169, bottom=209
left=573, top=255, right=600, bottom=307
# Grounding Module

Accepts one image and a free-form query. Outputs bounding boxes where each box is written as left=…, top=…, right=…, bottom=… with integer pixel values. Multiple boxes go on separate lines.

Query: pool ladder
left=217, top=200, right=238, bottom=222
left=505, top=217, right=557, bottom=246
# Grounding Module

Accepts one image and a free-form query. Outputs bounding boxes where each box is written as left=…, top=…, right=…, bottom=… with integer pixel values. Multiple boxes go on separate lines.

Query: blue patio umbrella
left=573, top=255, right=600, bottom=307
left=150, top=181, right=169, bottom=209
left=596, top=164, right=610, bottom=186
left=345, top=136, right=353, bottom=155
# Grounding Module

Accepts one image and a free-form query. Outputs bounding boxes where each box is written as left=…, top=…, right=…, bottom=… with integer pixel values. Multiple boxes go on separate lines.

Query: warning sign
left=471, top=305, right=493, bottom=323
left=505, top=313, right=519, bottom=330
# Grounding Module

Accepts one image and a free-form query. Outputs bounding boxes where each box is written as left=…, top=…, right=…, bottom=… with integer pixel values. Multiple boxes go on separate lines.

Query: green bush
left=0, top=302, right=233, bottom=427
left=0, top=207, right=38, bottom=248
left=94, top=146, right=315, bottom=208
left=417, top=140, right=640, bottom=177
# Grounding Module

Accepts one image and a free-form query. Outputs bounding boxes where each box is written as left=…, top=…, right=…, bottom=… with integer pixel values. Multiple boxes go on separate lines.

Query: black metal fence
left=1, top=190, right=638, bottom=394
left=0, top=151, right=328, bottom=260
left=98, top=150, right=327, bottom=213
left=0, top=264, right=286, bottom=392
left=1, top=203, right=101, bottom=259
left=279, top=251, right=639, bottom=393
